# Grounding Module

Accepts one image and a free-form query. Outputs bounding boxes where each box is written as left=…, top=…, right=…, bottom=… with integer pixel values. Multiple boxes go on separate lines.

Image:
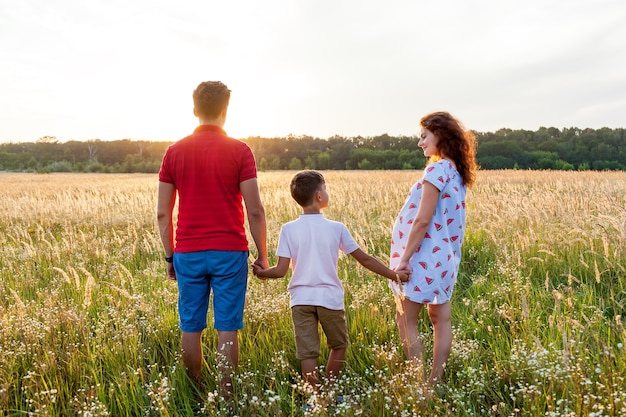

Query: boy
left=252, top=170, right=409, bottom=388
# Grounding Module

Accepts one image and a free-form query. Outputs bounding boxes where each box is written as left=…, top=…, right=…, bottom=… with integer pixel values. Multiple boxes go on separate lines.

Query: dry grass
left=0, top=170, right=624, bottom=416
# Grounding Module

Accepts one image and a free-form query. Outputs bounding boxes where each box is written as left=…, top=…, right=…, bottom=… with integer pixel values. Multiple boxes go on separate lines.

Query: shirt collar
left=193, top=124, right=227, bottom=135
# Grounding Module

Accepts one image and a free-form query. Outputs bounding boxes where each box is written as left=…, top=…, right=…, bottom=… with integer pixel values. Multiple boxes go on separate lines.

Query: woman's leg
left=396, top=299, right=424, bottom=362
left=427, top=302, right=452, bottom=384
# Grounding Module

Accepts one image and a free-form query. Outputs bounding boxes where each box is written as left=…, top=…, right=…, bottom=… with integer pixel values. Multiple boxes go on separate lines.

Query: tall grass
left=0, top=170, right=624, bottom=416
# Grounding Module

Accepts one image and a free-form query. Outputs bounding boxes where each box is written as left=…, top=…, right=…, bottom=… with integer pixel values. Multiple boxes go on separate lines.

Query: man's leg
left=217, top=330, right=239, bottom=399
left=181, top=331, right=203, bottom=383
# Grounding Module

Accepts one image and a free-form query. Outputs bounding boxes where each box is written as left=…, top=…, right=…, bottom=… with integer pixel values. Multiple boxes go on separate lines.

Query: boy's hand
left=251, top=263, right=266, bottom=280
left=394, top=268, right=411, bottom=282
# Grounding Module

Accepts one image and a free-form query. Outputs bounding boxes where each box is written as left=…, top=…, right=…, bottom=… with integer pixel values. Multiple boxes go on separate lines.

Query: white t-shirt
left=276, top=213, right=360, bottom=310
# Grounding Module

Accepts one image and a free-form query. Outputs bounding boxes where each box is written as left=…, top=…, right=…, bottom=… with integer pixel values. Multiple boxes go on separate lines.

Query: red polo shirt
left=158, top=125, right=257, bottom=252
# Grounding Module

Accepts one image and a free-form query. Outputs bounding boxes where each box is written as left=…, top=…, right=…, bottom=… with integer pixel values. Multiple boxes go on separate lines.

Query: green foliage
left=1, top=127, right=625, bottom=172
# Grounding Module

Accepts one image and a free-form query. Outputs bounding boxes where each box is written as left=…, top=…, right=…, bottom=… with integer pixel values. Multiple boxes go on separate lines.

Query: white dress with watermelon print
left=389, top=160, right=467, bottom=305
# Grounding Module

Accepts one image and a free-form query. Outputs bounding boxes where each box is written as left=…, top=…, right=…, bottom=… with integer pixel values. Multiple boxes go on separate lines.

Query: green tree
left=288, top=157, right=302, bottom=170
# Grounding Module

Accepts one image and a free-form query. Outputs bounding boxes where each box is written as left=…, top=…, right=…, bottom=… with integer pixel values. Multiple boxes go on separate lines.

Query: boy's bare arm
left=349, top=249, right=410, bottom=282
left=252, top=256, right=291, bottom=279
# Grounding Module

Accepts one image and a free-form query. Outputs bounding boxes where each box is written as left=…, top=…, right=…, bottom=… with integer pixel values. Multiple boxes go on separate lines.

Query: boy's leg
left=427, top=302, right=452, bottom=384
left=326, top=348, right=345, bottom=381
left=318, top=308, right=348, bottom=382
left=301, top=358, right=320, bottom=388
left=292, top=306, right=321, bottom=390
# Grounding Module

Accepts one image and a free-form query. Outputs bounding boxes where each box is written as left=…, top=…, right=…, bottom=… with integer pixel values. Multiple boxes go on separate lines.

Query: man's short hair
left=193, top=81, right=231, bottom=118
left=290, top=170, right=325, bottom=207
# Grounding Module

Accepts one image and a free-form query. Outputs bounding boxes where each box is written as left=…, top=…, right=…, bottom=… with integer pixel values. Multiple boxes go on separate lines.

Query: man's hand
left=166, top=262, right=176, bottom=281
left=253, top=257, right=269, bottom=270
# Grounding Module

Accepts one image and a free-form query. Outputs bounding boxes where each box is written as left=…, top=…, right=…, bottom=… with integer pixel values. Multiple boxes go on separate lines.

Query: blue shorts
left=173, top=250, right=249, bottom=332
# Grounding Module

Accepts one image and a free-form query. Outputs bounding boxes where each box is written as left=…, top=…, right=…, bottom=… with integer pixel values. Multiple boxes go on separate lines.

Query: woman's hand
left=396, top=260, right=412, bottom=275
left=394, top=268, right=411, bottom=282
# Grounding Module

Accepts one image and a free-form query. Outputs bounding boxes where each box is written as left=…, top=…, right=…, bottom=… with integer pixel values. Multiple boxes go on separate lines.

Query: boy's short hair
left=290, top=170, right=325, bottom=207
left=193, top=81, right=231, bottom=119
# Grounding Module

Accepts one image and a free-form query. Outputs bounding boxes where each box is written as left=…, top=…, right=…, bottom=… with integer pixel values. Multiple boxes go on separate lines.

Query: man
left=157, top=81, right=268, bottom=399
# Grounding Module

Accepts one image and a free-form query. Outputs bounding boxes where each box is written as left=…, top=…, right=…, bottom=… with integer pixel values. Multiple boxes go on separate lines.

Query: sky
left=1, top=0, right=625, bottom=143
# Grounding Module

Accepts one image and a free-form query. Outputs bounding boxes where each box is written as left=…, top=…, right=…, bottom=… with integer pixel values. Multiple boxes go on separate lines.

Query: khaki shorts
left=291, top=305, right=348, bottom=360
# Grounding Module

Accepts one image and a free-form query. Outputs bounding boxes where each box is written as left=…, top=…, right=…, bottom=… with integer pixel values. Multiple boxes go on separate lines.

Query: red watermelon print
left=389, top=159, right=466, bottom=306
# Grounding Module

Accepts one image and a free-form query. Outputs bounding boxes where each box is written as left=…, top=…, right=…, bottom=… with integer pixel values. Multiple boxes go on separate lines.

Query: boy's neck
left=301, top=206, right=322, bottom=215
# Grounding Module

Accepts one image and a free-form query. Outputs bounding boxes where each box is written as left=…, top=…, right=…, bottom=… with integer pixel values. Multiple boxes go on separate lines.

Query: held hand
left=251, top=263, right=267, bottom=280
left=396, top=260, right=412, bottom=275
left=166, top=262, right=176, bottom=281
left=394, top=268, right=411, bottom=282
left=253, top=257, right=269, bottom=270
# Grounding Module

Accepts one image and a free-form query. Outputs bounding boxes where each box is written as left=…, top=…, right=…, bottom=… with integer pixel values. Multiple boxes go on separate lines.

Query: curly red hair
left=420, top=111, right=478, bottom=188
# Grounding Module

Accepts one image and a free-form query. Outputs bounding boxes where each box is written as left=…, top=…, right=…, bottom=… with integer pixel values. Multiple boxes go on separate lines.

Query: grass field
left=0, top=170, right=624, bottom=416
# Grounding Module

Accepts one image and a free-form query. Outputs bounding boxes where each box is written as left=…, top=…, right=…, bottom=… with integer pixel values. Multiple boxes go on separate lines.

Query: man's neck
left=198, top=117, right=224, bottom=127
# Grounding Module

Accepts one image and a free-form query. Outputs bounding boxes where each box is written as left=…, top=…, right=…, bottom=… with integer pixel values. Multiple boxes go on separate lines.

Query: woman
left=390, top=111, right=478, bottom=386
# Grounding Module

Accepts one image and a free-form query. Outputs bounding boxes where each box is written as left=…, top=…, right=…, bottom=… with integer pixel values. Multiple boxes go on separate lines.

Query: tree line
left=0, top=126, right=624, bottom=173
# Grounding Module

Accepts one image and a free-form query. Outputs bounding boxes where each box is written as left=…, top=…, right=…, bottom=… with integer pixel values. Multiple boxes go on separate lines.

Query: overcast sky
left=1, top=0, right=625, bottom=143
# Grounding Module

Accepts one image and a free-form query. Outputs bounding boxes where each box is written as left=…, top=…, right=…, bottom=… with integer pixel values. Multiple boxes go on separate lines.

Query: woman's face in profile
left=418, top=128, right=440, bottom=157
